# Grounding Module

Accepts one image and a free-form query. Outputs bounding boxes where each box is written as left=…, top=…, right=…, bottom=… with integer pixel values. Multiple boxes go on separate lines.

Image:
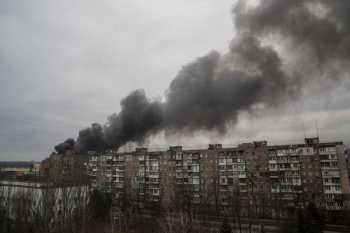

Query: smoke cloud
left=54, top=0, right=350, bottom=154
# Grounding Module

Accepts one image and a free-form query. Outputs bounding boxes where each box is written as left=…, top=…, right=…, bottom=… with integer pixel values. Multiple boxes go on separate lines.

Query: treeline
left=1, top=175, right=350, bottom=233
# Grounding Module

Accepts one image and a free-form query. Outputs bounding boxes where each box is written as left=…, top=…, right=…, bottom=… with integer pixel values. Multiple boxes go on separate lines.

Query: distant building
left=1, top=167, right=30, bottom=175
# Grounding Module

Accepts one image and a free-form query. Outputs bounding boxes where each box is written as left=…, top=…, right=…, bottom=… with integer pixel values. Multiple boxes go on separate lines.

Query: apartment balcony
left=147, top=174, right=159, bottom=179
left=321, top=173, right=333, bottom=178
left=280, top=189, right=293, bottom=192
left=278, top=167, right=291, bottom=171
left=271, top=188, right=280, bottom=193
left=148, top=180, right=159, bottom=184
left=321, top=167, right=337, bottom=171
left=281, top=196, right=294, bottom=200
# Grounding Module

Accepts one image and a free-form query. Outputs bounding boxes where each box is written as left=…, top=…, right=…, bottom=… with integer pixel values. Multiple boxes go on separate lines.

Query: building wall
left=49, top=138, right=350, bottom=214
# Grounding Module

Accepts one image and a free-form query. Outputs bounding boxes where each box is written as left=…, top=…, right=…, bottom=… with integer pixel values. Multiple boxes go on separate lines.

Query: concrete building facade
left=49, top=137, right=350, bottom=215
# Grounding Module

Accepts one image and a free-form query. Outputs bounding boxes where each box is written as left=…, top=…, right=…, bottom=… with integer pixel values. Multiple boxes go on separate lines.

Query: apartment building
left=51, top=137, right=350, bottom=215
left=49, top=150, right=89, bottom=182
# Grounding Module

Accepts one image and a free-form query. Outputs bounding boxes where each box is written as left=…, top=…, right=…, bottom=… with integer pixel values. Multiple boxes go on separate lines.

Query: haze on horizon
left=0, top=0, right=349, bottom=161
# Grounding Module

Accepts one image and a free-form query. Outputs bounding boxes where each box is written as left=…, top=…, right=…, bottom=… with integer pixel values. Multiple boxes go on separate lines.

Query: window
left=327, top=202, right=334, bottom=207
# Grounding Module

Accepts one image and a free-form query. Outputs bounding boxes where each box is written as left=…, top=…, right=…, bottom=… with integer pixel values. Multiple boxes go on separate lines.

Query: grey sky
left=0, top=0, right=349, bottom=161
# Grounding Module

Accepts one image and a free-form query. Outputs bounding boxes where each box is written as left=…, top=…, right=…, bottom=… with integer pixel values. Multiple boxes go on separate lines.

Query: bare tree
left=199, top=179, right=213, bottom=225
left=229, top=183, right=243, bottom=233
left=156, top=208, right=197, bottom=233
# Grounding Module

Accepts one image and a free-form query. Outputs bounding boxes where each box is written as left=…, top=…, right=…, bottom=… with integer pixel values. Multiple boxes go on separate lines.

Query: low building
left=0, top=179, right=89, bottom=231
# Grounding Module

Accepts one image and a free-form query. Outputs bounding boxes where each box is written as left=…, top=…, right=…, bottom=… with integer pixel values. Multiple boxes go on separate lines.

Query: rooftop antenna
left=302, top=121, right=306, bottom=138
left=315, top=119, right=319, bottom=138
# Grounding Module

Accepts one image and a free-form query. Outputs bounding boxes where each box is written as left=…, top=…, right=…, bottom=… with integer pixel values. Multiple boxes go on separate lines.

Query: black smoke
left=54, top=138, right=75, bottom=154
left=55, top=0, right=350, bottom=154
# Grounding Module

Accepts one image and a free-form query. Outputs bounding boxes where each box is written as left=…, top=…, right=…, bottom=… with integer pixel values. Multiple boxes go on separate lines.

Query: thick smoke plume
left=55, top=0, right=350, bottom=154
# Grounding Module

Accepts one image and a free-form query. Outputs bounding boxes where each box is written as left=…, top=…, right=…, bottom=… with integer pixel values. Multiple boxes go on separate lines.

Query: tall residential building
left=49, top=137, right=350, bottom=215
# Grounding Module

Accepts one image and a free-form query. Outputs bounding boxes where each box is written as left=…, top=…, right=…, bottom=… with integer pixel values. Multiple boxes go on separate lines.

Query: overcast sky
left=1, top=0, right=349, bottom=161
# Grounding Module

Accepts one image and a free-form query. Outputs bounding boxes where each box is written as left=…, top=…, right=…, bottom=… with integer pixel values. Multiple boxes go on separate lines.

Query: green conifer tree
left=297, top=202, right=325, bottom=233
left=307, top=202, right=325, bottom=232
left=220, top=215, right=233, bottom=233
left=260, top=223, right=266, bottom=233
